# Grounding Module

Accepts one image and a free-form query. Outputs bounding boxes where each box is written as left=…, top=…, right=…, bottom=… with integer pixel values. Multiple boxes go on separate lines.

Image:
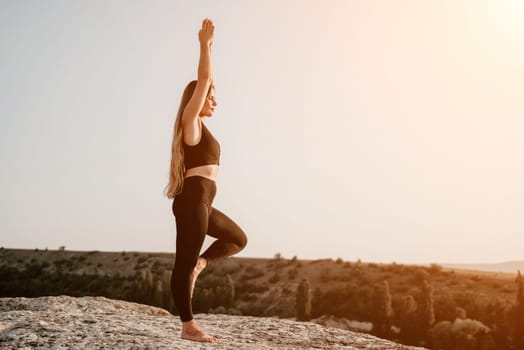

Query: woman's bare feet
left=181, top=319, right=220, bottom=343
left=189, top=256, right=208, bottom=299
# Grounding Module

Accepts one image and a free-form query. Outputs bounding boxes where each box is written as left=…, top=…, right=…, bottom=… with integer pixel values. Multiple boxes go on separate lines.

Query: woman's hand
left=198, top=18, right=215, bottom=47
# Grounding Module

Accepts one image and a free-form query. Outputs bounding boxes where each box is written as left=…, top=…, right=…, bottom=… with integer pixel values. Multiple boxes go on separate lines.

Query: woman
left=164, top=18, right=248, bottom=343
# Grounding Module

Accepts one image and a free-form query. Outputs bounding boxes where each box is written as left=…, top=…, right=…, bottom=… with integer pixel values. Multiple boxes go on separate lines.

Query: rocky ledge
left=0, top=295, right=427, bottom=349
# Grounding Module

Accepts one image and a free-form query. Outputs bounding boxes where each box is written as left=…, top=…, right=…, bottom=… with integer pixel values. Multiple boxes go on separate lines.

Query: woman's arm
left=197, top=20, right=213, bottom=81
left=182, top=19, right=215, bottom=128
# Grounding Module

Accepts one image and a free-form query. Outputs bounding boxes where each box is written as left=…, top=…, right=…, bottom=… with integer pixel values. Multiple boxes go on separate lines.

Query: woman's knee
left=237, top=230, right=248, bottom=250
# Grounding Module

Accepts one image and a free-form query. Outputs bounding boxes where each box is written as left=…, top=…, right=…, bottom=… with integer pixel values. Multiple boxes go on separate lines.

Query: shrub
left=411, top=268, right=431, bottom=285
left=470, top=275, right=481, bottom=282
left=241, top=293, right=257, bottom=302
left=227, top=307, right=242, bottom=315
left=243, top=266, right=264, bottom=280
left=222, top=262, right=241, bottom=274
left=490, top=281, right=502, bottom=289
left=447, top=279, right=459, bottom=287
left=429, top=318, right=493, bottom=350
left=209, top=305, right=227, bottom=314
left=428, top=263, right=443, bottom=275
left=269, top=273, right=280, bottom=284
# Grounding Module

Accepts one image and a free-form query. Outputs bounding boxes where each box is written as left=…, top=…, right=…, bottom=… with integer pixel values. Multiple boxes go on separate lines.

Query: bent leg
left=200, top=206, right=248, bottom=263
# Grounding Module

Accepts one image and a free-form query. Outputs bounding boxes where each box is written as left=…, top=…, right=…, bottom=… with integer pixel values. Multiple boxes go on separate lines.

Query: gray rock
left=0, top=295, right=427, bottom=349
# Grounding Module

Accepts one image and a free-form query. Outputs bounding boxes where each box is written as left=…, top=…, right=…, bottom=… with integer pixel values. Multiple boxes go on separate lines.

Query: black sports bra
left=182, top=121, right=221, bottom=169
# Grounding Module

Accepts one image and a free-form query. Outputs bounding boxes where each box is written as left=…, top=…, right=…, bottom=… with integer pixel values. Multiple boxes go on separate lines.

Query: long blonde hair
left=163, top=80, right=212, bottom=199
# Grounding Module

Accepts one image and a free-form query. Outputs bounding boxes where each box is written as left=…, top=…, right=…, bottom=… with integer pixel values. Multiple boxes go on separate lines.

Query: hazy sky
left=1, top=0, right=523, bottom=264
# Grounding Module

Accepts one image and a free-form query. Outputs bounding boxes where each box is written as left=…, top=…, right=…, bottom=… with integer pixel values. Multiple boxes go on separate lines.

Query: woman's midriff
left=184, top=164, right=219, bottom=182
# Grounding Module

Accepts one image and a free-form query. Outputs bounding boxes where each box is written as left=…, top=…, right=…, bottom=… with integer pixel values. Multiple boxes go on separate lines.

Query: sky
left=1, top=0, right=523, bottom=264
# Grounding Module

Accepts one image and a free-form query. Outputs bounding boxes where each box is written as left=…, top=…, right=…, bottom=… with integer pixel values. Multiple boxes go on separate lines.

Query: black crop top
left=183, top=121, right=221, bottom=169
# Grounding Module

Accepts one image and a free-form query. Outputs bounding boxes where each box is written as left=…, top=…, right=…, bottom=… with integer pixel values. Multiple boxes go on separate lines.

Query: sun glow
left=465, top=0, right=524, bottom=70
left=496, top=0, right=524, bottom=69
left=509, top=0, right=524, bottom=15
left=504, top=0, right=524, bottom=34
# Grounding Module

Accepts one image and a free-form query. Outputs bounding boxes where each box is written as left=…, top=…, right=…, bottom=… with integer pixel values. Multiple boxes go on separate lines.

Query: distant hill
left=440, top=261, right=524, bottom=274
left=0, top=247, right=518, bottom=313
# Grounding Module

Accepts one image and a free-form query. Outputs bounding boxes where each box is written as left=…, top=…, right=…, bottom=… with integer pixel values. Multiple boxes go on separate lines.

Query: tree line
left=1, top=252, right=523, bottom=350
left=297, top=271, right=524, bottom=350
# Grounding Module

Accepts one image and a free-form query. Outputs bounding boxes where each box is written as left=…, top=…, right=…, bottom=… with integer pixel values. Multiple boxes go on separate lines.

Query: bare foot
left=189, top=257, right=208, bottom=299
left=181, top=319, right=220, bottom=343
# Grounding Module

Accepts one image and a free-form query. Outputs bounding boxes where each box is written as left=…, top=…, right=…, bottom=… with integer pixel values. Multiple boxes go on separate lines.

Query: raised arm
left=182, top=19, right=215, bottom=129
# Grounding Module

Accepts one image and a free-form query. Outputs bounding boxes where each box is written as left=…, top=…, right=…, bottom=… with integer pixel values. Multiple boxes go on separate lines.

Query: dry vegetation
left=0, top=247, right=517, bottom=317
left=1, top=247, right=522, bottom=350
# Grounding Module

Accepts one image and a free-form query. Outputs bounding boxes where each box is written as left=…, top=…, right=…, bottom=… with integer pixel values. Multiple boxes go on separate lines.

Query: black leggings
left=170, top=175, right=247, bottom=322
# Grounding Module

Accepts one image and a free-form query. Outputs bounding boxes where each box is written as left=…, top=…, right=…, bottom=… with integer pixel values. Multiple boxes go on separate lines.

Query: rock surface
left=0, top=295, right=427, bottom=349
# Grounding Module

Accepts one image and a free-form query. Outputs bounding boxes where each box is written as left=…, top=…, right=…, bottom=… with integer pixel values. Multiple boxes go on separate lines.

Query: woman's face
left=199, top=86, right=217, bottom=117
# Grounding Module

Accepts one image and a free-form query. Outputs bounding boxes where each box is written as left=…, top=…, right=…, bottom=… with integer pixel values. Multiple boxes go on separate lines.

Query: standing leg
left=200, top=206, right=248, bottom=263
left=171, top=199, right=219, bottom=342
left=171, top=200, right=209, bottom=322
